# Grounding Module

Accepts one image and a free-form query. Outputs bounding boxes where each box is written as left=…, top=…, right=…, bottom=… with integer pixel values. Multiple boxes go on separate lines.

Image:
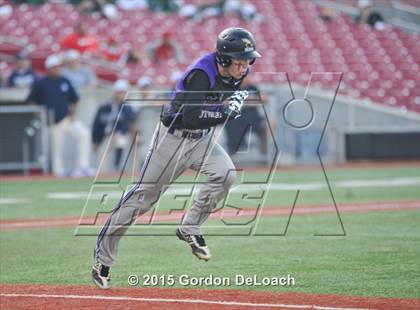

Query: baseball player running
left=92, top=27, right=261, bottom=289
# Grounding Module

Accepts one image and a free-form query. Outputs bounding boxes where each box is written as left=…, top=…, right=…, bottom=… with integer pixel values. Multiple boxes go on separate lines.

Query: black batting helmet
left=216, top=27, right=261, bottom=67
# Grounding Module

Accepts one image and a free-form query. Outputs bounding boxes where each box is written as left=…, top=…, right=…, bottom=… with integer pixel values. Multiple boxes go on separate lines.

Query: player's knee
left=224, top=170, right=236, bottom=188
left=211, top=169, right=236, bottom=187
left=124, top=187, right=157, bottom=206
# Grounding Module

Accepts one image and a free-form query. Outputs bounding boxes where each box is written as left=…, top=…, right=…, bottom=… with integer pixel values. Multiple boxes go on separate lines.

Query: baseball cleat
left=92, top=262, right=111, bottom=289
left=176, top=228, right=211, bottom=261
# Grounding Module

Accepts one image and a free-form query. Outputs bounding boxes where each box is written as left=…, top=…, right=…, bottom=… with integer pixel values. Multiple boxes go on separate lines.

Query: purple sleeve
left=181, top=70, right=229, bottom=129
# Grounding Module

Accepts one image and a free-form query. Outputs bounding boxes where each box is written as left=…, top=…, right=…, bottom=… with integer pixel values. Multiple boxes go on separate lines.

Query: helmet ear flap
left=250, top=58, right=256, bottom=65
left=216, top=52, right=232, bottom=68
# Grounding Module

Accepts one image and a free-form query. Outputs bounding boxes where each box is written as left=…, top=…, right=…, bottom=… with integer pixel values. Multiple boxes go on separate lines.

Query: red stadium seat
left=1, top=0, right=418, bottom=112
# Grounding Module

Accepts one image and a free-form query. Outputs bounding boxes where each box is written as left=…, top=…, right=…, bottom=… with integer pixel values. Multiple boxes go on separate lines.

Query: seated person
left=60, top=22, right=99, bottom=55
left=356, top=0, right=385, bottom=30
left=100, top=37, right=141, bottom=65
left=225, top=0, right=261, bottom=21
left=147, top=0, right=180, bottom=12
left=146, top=30, right=184, bottom=64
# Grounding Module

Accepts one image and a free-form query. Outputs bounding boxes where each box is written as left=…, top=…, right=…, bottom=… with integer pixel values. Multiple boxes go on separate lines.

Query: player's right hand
left=230, top=90, right=249, bottom=104
left=225, top=90, right=249, bottom=119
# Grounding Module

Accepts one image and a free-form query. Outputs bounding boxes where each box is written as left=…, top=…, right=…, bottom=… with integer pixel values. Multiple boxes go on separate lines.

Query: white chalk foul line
left=0, top=198, right=31, bottom=205
left=45, top=177, right=420, bottom=200
left=0, top=293, right=370, bottom=310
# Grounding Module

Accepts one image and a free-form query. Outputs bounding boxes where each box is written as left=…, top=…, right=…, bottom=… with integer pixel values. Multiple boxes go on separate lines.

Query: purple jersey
left=161, top=52, right=247, bottom=129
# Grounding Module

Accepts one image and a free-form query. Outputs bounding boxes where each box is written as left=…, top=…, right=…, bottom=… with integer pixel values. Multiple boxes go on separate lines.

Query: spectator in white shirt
left=62, top=49, right=97, bottom=91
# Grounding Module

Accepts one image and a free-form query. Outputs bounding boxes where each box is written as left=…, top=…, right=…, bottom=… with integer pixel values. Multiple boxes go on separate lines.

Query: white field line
left=0, top=198, right=31, bottom=205
left=0, top=293, right=370, bottom=310
left=44, top=177, right=420, bottom=200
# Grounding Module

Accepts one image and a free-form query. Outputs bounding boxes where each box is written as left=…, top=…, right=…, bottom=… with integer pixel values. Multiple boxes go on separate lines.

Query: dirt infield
left=1, top=284, right=419, bottom=310
left=0, top=200, right=418, bottom=231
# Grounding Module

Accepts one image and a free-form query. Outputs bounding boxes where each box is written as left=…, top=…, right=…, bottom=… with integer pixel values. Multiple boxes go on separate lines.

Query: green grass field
left=1, top=166, right=418, bottom=220
left=1, top=165, right=419, bottom=298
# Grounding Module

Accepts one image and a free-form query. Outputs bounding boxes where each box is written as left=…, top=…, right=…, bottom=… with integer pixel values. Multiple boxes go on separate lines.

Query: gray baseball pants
left=94, top=123, right=236, bottom=267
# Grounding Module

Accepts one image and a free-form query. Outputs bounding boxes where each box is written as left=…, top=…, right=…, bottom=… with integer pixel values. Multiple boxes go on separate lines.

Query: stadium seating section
left=1, top=0, right=419, bottom=112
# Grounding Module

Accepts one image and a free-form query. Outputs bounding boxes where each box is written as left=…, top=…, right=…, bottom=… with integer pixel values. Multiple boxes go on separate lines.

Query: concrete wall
left=1, top=83, right=419, bottom=173
left=266, top=83, right=420, bottom=164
